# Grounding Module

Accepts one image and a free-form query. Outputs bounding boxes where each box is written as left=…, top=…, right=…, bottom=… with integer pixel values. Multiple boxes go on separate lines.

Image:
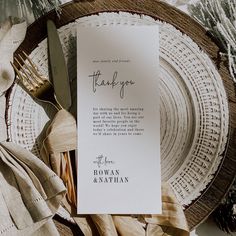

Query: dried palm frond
left=212, top=183, right=236, bottom=233
left=0, top=0, right=61, bottom=23
left=189, top=0, right=236, bottom=81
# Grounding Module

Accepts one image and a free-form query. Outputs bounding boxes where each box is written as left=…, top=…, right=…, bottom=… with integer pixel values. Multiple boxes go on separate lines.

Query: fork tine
left=22, top=51, right=46, bottom=83
left=10, top=61, right=34, bottom=91
left=22, top=51, right=38, bottom=74
left=10, top=61, right=23, bottom=81
left=17, top=54, right=43, bottom=86
left=14, top=57, right=37, bottom=88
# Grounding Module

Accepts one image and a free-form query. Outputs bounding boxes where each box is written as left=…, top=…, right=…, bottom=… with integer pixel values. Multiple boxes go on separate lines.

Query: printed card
left=77, top=25, right=161, bottom=214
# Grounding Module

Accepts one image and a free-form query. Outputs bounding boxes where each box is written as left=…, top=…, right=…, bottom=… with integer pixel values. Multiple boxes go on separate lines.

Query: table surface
left=13, top=0, right=236, bottom=234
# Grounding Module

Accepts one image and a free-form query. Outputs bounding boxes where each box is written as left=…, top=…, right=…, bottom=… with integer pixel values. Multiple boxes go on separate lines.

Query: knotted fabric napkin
left=0, top=18, right=66, bottom=236
left=41, top=109, right=190, bottom=236
left=41, top=109, right=77, bottom=206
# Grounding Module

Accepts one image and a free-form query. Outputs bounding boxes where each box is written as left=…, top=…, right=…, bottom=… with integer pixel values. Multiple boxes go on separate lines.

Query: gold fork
left=11, top=52, right=62, bottom=110
left=11, top=52, right=76, bottom=207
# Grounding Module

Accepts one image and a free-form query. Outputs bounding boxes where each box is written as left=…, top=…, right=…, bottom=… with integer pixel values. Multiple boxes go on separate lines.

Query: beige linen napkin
left=41, top=109, right=190, bottom=236
left=0, top=17, right=25, bottom=142
left=41, top=109, right=77, bottom=206
left=0, top=18, right=66, bottom=235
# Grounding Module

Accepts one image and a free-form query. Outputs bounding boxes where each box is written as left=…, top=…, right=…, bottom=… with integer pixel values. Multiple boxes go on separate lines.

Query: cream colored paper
left=77, top=25, right=161, bottom=215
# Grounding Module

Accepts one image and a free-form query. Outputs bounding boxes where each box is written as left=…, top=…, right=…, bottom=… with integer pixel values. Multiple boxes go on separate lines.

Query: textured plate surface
left=7, top=12, right=229, bottom=207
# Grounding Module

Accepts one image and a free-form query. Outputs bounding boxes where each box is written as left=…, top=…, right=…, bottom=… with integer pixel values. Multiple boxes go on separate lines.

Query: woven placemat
left=7, top=12, right=229, bottom=207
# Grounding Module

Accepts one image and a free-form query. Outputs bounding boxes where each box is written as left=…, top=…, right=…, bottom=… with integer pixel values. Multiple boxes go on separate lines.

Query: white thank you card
left=77, top=25, right=161, bottom=214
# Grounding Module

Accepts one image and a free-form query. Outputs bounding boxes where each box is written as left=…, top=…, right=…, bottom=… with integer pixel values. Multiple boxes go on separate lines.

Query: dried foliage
left=189, top=0, right=236, bottom=81
left=212, top=184, right=236, bottom=233
left=0, top=0, right=61, bottom=23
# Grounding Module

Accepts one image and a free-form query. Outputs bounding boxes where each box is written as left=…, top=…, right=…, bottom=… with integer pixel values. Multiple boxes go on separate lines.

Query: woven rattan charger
left=7, top=0, right=236, bottom=234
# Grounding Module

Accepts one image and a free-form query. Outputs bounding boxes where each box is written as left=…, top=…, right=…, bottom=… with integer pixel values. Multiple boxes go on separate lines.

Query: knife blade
left=47, top=20, right=71, bottom=110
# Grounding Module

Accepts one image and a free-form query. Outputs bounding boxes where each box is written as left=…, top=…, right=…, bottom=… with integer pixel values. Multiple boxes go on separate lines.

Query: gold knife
left=47, top=19, right=76, bottom=207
